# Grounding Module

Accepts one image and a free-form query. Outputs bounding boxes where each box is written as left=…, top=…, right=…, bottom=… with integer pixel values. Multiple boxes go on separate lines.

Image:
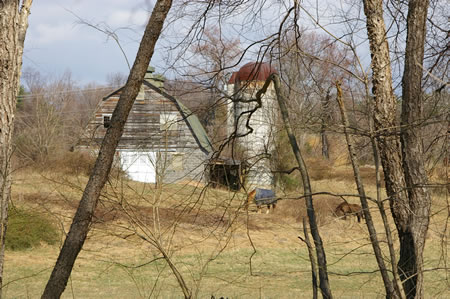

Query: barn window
left=103, top=114, right=112, bottom=128
left=160, top=112, right=178, bottom=131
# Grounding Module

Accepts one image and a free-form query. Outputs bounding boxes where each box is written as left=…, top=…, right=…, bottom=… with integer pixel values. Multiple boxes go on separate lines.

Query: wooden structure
left=207, top=158, right=248, bottom=191
left=77, top=68, right=213, bottom=183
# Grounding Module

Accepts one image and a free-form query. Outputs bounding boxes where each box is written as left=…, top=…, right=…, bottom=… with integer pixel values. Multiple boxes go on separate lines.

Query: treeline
left=14, top=69, right=126, bottom=164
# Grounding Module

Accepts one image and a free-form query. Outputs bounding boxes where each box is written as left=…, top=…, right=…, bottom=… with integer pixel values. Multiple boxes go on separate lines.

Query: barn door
left=119, top=151, right=157, bottom=183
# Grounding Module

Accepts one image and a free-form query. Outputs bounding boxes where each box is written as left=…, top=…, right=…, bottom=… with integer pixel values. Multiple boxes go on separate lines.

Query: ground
left=4, top=166, right=449, bottom=298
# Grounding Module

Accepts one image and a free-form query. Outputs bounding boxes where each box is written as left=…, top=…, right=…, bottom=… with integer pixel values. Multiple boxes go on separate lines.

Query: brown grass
left=5, top=166, right=449, bottom=298
left=306, top=157, right=384, bottom=183
left=278, top=156, right=385, bottom=193
left=276, top=194, right=342, bottom=225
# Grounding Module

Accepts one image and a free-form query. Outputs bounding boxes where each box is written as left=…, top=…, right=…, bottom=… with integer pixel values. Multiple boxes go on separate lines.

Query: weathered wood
left=79, top=74, right=209, bottom=183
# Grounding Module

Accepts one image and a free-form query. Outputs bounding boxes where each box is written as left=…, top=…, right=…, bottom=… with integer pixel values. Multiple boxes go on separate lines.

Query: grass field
left=4, top=166, right=449, bottom=298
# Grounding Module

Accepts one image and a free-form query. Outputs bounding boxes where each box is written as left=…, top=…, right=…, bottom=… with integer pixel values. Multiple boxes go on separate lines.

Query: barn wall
left=162, top=147, right=209, bottom=183
left=79, top=83, right=210, bottom=184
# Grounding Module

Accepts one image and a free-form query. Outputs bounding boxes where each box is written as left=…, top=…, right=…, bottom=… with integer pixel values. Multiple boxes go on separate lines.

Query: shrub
left=306, top=158, right=333, bottom=181
left=6, top=207, right=59, bottom=251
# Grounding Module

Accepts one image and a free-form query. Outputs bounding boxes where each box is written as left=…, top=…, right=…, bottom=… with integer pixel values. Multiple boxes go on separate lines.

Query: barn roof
left=101, top=79, right=214, bottom=155
left=143, top=80, right=213, bottom=154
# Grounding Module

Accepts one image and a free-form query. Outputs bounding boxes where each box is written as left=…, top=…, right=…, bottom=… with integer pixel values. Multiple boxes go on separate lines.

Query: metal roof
left=143, top=81, right=214, bottom=154
left=228, top=62, right=277, bottom=84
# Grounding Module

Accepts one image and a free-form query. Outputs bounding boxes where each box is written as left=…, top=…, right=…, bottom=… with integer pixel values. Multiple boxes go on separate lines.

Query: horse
left=335, top=202, right=364, bottom=223
left=247, top=188, right=278, bottom=214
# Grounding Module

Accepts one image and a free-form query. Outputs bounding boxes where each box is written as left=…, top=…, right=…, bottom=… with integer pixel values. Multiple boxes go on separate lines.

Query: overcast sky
left=23, top=0, right=153, bottom=86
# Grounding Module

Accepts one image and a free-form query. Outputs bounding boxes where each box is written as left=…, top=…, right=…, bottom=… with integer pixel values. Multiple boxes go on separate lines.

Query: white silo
left=226, top=62, right=278, bottom=190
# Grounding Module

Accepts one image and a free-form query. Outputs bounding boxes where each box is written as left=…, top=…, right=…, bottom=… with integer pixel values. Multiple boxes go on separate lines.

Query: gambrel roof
left=102, top=79, right=213, bottom=155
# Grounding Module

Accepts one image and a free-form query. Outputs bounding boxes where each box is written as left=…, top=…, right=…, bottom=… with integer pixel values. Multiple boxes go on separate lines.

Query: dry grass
left=4, top=165, right=449, bottom=298
left=276, top=195, right=342, bottom=225
left=304, top=158, right=384, bottom=184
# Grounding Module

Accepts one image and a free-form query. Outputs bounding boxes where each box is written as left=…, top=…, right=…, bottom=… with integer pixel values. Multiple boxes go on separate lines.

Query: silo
left=226, top=62, right=278, bottom=190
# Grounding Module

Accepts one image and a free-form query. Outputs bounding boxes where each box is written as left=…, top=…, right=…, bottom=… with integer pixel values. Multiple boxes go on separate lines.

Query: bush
left=306, top=158, right=333, bottom=181
left=6, top=207, right=59, bottom=251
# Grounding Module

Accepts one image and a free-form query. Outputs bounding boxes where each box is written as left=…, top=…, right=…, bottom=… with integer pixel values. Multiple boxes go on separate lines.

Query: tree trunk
left=399, top=1, right=431, bottom=297
left=320, top=89, right=331, bottom=159
left=301, top=218, right=318, bottom=299
left=361, top=1, right=408, bottom=225
left=0, top=1, right=32, bottom=297
left=272, top=74, right=333, bottom=299
left=41, top=1, right=173, bottom=298
left=362, top=0, right=431, bottom=298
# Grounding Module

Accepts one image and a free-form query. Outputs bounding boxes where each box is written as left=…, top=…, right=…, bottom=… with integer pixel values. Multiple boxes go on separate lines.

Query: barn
left=77, top=67, right=213, bottom=184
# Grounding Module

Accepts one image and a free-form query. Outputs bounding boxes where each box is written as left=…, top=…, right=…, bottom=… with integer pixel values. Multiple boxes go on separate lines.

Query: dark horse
left=247, top=188, right=278, bottom=214
left=335, top=202, right=364, bottom=223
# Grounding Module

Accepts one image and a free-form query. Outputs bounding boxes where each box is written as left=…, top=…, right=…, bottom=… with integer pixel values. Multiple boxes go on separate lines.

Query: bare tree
left=362, top=0, right=432, bottom=297
left=336, top=81, right=401, bottom=298
left=0, top=0, right=32, bottom=297
left=272, top=73, right=333, bottom=298
left=16, top=70, right=76, bottom=162
left=41, top=1, right=173, bottom=297
left=106, top=71, right=128, bottom=88
left=399, top=1, right=433, bottom=297
left=275, top=31, right=354, bottom=162
left=188, top=26, right=242, bottom=143
left=14, top=69, right=113, bottom=163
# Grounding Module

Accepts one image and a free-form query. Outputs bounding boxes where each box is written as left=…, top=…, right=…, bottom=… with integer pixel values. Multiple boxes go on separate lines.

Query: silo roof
left=228, top=62, right=277, bottom=84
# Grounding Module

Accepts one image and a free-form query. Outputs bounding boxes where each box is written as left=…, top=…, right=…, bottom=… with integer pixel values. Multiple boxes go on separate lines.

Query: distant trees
left=14, top=69, right=112, bottom=163
left=0, top=1, right=33, bottom=297
left=272, top=31, right=358, bottom=189
left=188, top=27, right=242, bottom=145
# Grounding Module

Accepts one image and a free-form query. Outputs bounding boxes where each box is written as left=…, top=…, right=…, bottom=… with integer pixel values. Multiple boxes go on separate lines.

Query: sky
left=23, top=0, right=153, bottom=86
left=22, top=1, right=373, bottom=88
